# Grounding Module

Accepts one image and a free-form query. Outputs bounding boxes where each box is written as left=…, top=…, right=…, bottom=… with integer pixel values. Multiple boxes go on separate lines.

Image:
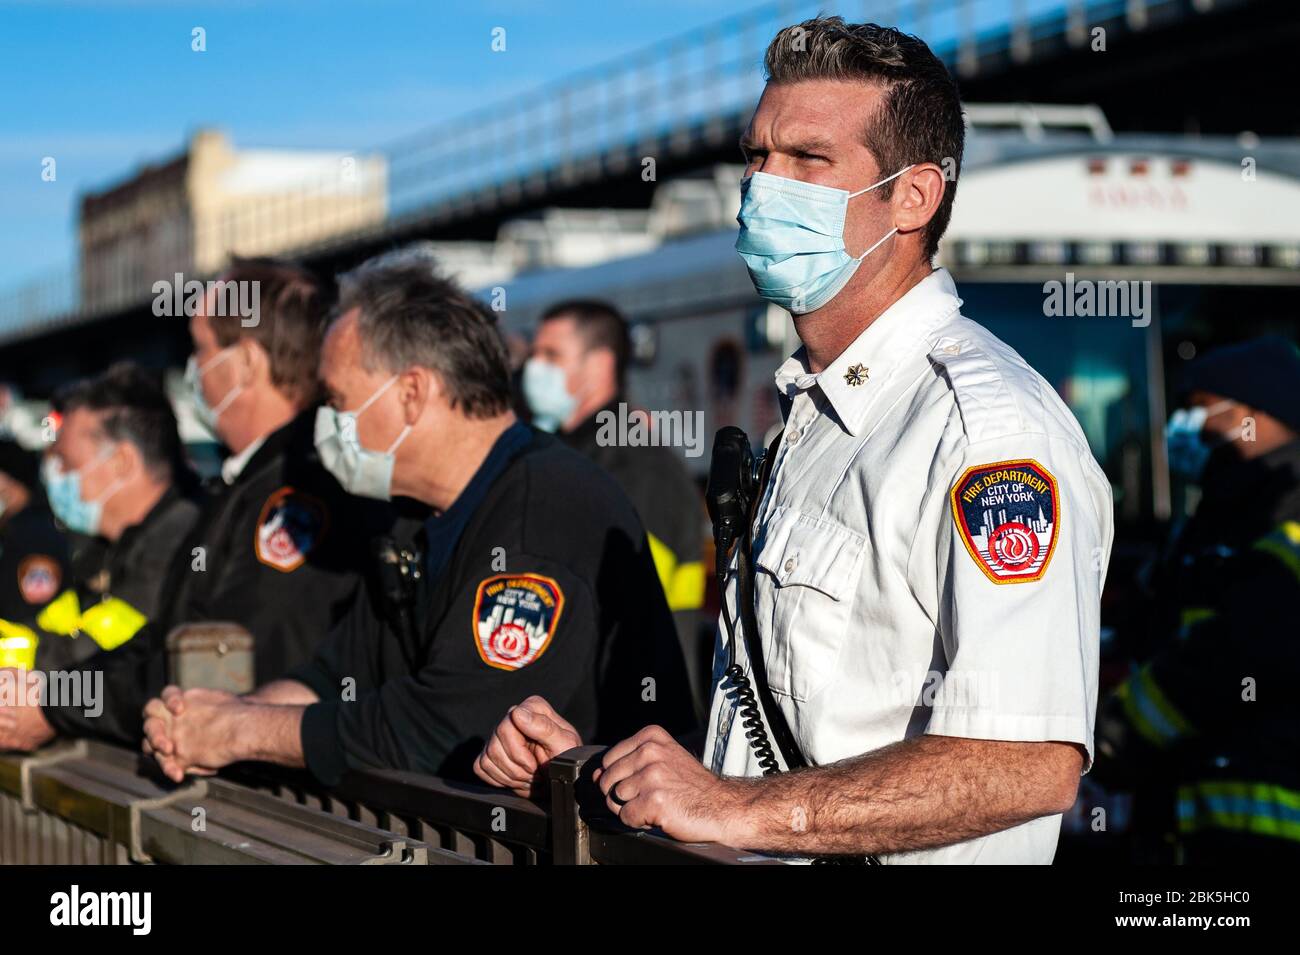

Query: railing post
left=548, top=745, right=605, bottom=865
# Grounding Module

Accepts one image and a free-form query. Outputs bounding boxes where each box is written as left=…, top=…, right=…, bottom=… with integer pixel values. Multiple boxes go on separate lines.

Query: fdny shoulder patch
left=472, top=573, right=564, bottom=671
left=951, top=458, right=1060, bottom=584
left=254, top=486, right=327, bottom=573
left=17, top=555, right=61, bottom=605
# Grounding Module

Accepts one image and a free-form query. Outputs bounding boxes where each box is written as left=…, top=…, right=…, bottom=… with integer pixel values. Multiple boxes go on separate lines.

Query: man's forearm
left=244, top=679, right=320, bottom=706
left=224, top=703, right=307, bottom=769
left=732, top=735, right=1083, bottom=855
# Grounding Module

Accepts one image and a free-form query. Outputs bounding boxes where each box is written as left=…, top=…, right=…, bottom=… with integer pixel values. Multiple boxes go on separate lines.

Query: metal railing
left=0, top=740, right=778, bottom=865
left=0, top=741, right=436, bottom=864
left=0, top=0, right=1223, bottom=345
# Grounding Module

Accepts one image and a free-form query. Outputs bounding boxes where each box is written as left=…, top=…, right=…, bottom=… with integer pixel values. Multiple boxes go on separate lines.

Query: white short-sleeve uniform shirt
left=702, top=269, right=1115, bottom=864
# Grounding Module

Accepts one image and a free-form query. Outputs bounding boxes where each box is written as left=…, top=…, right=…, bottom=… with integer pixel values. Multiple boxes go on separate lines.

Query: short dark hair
left=208, top=256, right=331, bottom=408
left=539, top=299, right=631, bottom=387
left=764, top=17, right=965, bottom=261
left=335, top=259, right=511, bottom=419
left=53, top=362, right=184, bottom=483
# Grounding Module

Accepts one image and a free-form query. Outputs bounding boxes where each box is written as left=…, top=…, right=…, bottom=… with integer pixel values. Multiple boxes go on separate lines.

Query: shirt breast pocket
left=753, top=509, right=866, bottom=702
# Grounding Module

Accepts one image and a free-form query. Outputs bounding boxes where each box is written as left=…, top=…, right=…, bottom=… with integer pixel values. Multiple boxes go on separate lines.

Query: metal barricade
left=0, top=741, right=440, bottom=865
left=1, top=740, right=780, bottom=865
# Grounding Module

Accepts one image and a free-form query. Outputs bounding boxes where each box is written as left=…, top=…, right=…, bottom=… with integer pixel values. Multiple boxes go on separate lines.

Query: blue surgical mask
left=1166, top=400, right=1237, bottom=479
left=314, top=375, right=412, bottom=501
left=735, top=165, right=914, bottom=314
left=40, top=447, right=122, bottom=536
left=522, top=359, right=576, bottom=433
left=185, top=348, right=243, bottom=435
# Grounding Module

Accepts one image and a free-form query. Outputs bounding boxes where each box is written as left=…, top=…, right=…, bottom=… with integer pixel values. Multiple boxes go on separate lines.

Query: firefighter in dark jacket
left=32, top=363, right=201, bottom=671
left=0, top=439, right=70, bottom=668
left=0, top=259, right=383, bottom=751
left=1094, top=336, right=1300, bottom=861
left=522, top=300, right=709, bottom=711
left=142, top=260, right=696, bottom=786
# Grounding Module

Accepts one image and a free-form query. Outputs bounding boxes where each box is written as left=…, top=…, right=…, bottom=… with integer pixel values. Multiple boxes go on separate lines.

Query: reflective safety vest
left=646, top=531, right=706, bottom=612
left=1178, top=781, right=1300, bottom=844
left=0, top=618, right=39, bottom=669
left=1109, top=520, right=1300, bottom=849
left=35, top=590, right=149, bottom=653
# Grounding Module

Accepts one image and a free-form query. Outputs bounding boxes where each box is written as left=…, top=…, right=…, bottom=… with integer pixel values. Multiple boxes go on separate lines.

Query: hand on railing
left=141, top=685, right=237, bottom=782
left=591, top=724, right=753, bottom=846
left=474, top=694, right=583, bottom=798
left=0, top=667, right=57, bottom=752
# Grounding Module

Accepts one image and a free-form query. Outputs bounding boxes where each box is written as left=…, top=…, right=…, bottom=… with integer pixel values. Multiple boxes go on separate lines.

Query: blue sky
left=0, top=0, right=775, bottom=288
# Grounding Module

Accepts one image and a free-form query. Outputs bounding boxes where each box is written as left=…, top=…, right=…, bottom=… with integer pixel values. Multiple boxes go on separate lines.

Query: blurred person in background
left=141, top=260, right=694, bottom=787
left=0, top=258, right=386, bottom=752
left=33, top=362, right=201, bottom=671
left=1094, top=336, right=1300, bottom=862
left=0, top=439, right=70, bottom=670
left=523, top=300, right=709, bottom=713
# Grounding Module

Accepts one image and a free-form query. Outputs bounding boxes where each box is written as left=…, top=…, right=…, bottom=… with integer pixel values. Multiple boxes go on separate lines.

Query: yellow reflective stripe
left=36, top=589, right=81, bottom=636
left=1117, top=665, right=1194, bottom=748
left=79, top=597, right=147, bottom=651
left=646, top=532, right=678, bottom=598
left=668, top=560, right=706, bottom=611
left=646, top=532, right=705, bottom=611
left=0, top=619, right=38, bottom=670
left=1178, top=781, right=1300, bottom=843
left=1254, top=521, right=1300, bottom=584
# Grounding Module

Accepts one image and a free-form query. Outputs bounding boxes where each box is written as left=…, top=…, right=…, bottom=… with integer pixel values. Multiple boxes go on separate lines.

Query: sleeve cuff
left=924, top=710, right=1095, bottom=773
left=300, top=701, right=348, bottom=787
left=284, top=662, right=337, bottom=703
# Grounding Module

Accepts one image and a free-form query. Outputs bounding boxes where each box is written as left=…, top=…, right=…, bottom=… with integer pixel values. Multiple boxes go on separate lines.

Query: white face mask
left=185, top=347, right=243, bottom=434
left=313, top=376, right=412, bottom=501
left=521, top=358, right=577, bottom=433
left=735, top=165, right=914, bottom=314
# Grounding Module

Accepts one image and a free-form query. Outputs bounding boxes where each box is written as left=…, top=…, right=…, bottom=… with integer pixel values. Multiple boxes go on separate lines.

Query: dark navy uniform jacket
left=289, top=423, right=698, bottom=786
left=43, top=411, right=390, bottom=744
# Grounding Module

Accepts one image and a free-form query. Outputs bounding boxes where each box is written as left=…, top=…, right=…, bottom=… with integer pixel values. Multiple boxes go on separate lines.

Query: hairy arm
left=222, top=702, right=308, bottom=768
left=595, top=727, right=1084, bottom=854
left=733, top=735, right=1084, bottom=855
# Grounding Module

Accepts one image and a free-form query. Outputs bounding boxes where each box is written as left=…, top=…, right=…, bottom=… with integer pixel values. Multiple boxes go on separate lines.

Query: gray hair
left=334, top=258, right=511, bottom=419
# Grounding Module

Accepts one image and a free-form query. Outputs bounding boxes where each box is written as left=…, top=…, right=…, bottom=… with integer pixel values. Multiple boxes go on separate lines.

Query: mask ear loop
left=386, top=425, right=413, bottom=456
left=353, top=375, right=414, bottom=455
left=855, top=228, right=899, bottom=261
left=846, top=163, right=915, bottom=199
left=198, top=346, right=236, bottom=376
left=83, top=444, right=128, bottom=506
left=847, top=164, right=914, bottom=261
left=352, top=374, right=399, bottom=416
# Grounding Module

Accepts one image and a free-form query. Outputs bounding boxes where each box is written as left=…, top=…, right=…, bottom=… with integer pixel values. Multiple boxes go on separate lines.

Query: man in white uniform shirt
left=474, top=16, right=1114, bottom=863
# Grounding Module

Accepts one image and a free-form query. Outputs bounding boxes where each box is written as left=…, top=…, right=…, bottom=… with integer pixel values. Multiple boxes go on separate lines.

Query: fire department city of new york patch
left=951, top=458, right=1060, bottom=584
left=254, top=486, right=327, bottom=573
left=472, top=573, right=564, bottom=670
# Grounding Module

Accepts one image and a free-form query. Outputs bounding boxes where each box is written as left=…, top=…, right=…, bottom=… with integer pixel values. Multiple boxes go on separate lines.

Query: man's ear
left=110, top=440, right=144, bottom=480
left=235, top=337, right=268, bottom=387
left=585, top=348, right=618, bottom=394
left=399, top=367, right=436, bottom=425
left=893, top=162, right=946, bottom=235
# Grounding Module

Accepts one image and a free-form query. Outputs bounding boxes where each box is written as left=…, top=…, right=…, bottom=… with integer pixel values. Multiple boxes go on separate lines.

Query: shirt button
left=787, top=429, right=801, bottom=445
left=783, top=557, right=796, bottom=573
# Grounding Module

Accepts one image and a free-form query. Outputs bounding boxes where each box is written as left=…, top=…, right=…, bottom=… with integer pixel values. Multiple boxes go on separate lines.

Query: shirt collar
left=221, top=435, right=267, bottom=485
left=773, top=268, right=963, bottom=436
